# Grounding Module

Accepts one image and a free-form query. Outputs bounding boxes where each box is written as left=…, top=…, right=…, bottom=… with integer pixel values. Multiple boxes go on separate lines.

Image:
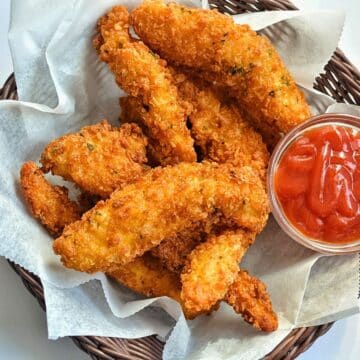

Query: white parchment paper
left=0, top=1, right=359, bottom=359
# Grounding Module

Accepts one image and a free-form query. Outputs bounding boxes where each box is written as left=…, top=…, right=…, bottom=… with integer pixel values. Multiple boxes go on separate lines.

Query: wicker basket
left=1, top=0, right=359, bottom=359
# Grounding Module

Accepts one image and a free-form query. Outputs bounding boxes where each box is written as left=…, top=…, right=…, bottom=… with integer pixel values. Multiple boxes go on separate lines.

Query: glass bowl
left=268, top=113, right=360, bottom=254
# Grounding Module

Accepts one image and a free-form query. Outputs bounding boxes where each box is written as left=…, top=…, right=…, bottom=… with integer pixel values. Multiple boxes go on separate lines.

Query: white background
left=0, top=0, right=359, bottom=359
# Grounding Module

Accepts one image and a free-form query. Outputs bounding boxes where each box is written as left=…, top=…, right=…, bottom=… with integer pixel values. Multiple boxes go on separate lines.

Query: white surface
left=0, top=0, right=359, bottom=359
left=0, top=258, right=88, bottom=360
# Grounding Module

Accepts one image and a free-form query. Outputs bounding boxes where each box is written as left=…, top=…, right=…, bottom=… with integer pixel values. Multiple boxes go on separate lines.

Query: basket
left=1, top=0, right=359, bottom=359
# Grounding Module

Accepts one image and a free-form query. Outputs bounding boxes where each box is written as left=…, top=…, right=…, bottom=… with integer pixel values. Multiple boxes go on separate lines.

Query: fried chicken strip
left=108, top=253, right=208, bottom=319
left=150, top=224, right=206, bottom=272
left=120, top=71, right=275, bottom=327
left=20, top=161, right=81, bottom=236
left=108, top=253, right=181, bottom=302
left=109, top=250, right=277, bottom=328
left=18, top=165, right=205, bottom=319
left=119, top=96, right=166, bottom=165
left=170, top=70, right=269, bottom=180
left=148, top=220, right=277, bottom=330
left=19, top=163, right=207, bottom=318
left=131, top=0, right=311, bottom=137
left=120, top=97, right=222, bottom=273
left=121, top=74, right=270, bottom=179
left=152, top=228, right=278, bottom=330
left=41, top=121, right=148, bottom=198
left=225, top=270, right=278, bottom=332
left=18, top=168, right=201, bottom=318
left=181, top=230, right=255, bottom=314
left=24, top=158, right=274, bottom=328
left=94, top=6, right=196, bottom=165
left=237, top=105, right=282, bottom=150
left=53, top=162, right=269, bottom=273
left=120, top=72, right=269, bottom=278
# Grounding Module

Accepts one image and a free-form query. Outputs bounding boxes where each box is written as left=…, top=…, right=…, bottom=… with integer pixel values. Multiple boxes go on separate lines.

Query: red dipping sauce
left=275, top=124, right=360, bottom=244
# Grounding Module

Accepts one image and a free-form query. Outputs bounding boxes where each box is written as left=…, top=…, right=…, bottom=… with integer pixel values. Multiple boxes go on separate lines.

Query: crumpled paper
left=0, top=0, right=359, bottom=359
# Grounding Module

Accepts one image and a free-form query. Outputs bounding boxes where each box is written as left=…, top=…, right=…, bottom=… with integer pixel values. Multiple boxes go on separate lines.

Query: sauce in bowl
left=275, top=125, right=360, bottom=243
left=269, top=114, right=360, bottom=254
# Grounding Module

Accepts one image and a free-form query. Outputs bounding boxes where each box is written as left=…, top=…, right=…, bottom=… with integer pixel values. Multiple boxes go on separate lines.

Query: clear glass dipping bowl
left=268, top=113, right=360, bottom=254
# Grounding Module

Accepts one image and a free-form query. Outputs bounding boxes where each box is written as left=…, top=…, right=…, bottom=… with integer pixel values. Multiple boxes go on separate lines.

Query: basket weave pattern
left=2, top=0, right=359, bottom=359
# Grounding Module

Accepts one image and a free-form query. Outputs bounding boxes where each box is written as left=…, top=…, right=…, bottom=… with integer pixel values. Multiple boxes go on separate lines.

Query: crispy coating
left=109, top=253, right=277, bottom=325
left=108, top=253, right=217, bottom=319
left=20, top=161, right=81, bottom=236
left=237, top=105, right=281, bottom=150
left=121, top=75, right=270, bottom=271
left=120, top=78, right=274, bottom=171
left=108, top=253, right=182, bottom=302
left=225, top=270, right=278, bottom=332
left=53, top=162, right=269, bottom=273
left=118, top=68, right=274, bottom=325
left=150, top=221, right=241, bottom=274
left=150, top=224, right=206, bottom=272
left=119, top=96, right=165, bottom=165
left=181, top=230, right=255, bottom=314
left=170, top=70, right=269, bottom=180
left=131, top=0, right=311, bottom=137
left=41, top=121, right=148, bottom=198
left=94, top=6, right=196, bottom=165
left=120, top=96, right=146, bottom=128
left=120, top=97, right=210, bottom=270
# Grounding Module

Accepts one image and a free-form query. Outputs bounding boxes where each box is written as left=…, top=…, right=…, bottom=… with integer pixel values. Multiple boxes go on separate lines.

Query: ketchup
left=275, top=125, right=360, bottom=243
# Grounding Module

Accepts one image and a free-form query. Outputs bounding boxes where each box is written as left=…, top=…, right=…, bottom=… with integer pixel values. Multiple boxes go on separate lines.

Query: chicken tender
left=119, top=96, right=167, bottom=165
left=41, top=121, right=148, bottom=198
left=108, top=253, right=181, bottom=302
left=20, top=161, right=81, bottom=236
left=121, top=73, right=269, bottom=271
left=94, top=6, right=196, bottom=165
left=181, top=230, right=255, bottom=314
left=131, top=0, right=311, bottom=136
left=237, top=106, right=281, bottom=150
left=170, top=70, right=269, bottom=180
left=225, top=270, right=278, bottom=332
left=120, top=96, right=146, bottom=128
left=108, top=252, right=208, bottom=319
left=109, top=252, right=277, bottom=326
left=150, top=224, right=206, bottom=272
left=53, top=162, right=269, bottom=273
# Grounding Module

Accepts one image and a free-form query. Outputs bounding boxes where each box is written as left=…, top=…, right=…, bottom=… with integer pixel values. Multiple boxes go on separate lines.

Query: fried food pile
left=19, top=1, right=313, bottom=333
left=131, top=0, right=311, bottom=146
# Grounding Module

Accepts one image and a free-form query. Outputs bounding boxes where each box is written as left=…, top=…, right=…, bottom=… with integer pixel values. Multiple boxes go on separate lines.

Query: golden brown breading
left=94, top=6, right=196, bottom=165
left=108, top=253, right=182, bottom=302
left=119, top=96, right=146, bottom=128
left=237, top=106, right=281, bottom=150
left=120, top=70, right=270, bottom=179
left=131, top=0, right=234, bottom=69
left=170, top=70, right=269, bottom=180
left=225, top=270, right=278, bottom=332
left=150, top=225, right=206, bottom=273
left=121, top=84, right=269, bottom=272
left=119, top=96, right=166, bottom=165
left=109, top=253, right=277, bottom=326
left=53, top=162, right=269, bottom=273
left=177, top=73, right=281, bottom=149
left=40, top=121, right=148, bottom=198
left=20, top=161, right=81, bottom=236
left=108, top=252, right=217, bottom=319
left=181, top=230, right=255, bottom=314
left=131, top=0, right=311, bottom=137
left=119, top=68, right=274, bottom=325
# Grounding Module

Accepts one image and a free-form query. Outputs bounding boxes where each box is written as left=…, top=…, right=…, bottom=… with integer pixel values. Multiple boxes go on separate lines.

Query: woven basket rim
left=2, top=0, right=360, bottom=359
